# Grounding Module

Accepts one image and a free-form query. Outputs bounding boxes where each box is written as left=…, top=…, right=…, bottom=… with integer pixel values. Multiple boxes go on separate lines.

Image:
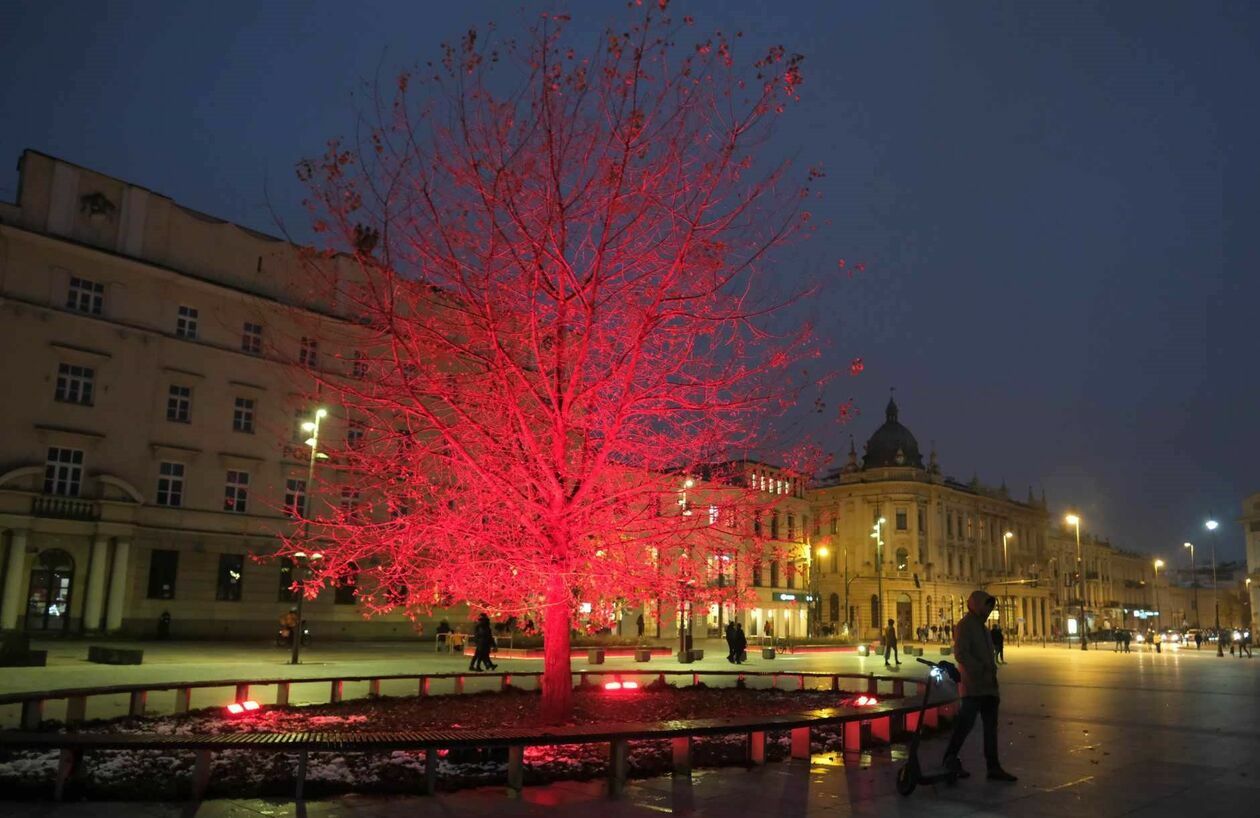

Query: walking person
left=725, top=621, right=738, bottom=663
left=990, top=623, right=1005, bottom=664
left=1241, top=630, right=1253, bottom=659
left=1122, top=629, right=1131, bottom=653
left=884, top=618, right=901, bottom=667
left=636, top=613, right=645, bottom=638
left=733, top=622, right=748, bottom=664
left=1194, top=630, right=1203, bottom=651
left=942, top=591, right=1018, bottom=782
left=470, top=613, right=497, bottom=672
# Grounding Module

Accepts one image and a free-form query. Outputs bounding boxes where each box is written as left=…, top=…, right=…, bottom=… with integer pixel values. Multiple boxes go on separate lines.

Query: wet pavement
left=4, top=641, right=1257, bottom=816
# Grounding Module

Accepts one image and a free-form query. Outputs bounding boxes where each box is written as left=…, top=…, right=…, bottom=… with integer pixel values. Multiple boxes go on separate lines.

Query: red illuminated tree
left=290, top=2, right=830, bottom=721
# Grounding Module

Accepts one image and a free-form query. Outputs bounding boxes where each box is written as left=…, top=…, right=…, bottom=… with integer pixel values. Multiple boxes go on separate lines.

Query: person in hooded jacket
left=470, top=613, right=497, bottom=672
left=725, top=621, right=738, bottom=663
left=942, top=590, right=1018, bottom=782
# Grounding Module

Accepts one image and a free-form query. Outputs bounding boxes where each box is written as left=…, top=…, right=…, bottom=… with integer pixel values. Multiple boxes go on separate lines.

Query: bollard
left=20, top=700, right=44, bottom=730
left=748, top=730, right=766, bottom=765
left=672, top=737, right=693, bottom=776
left=507, top=746, right=525, bottom=795
left=609, top=739, right=629, bottom=797
left=65, top=696, right=87, bottom=724
left=790, top=726, right=811, bottom=759
left=843, top=720, right=861, bottom=754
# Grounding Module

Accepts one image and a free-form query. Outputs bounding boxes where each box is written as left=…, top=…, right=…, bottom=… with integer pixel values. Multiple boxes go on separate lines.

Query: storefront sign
left=772, top=592, right=814, bottom=603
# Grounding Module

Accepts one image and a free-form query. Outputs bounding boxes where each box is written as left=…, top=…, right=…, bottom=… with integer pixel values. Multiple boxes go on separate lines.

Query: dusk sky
left=2, top=1, right=1255, bottom=561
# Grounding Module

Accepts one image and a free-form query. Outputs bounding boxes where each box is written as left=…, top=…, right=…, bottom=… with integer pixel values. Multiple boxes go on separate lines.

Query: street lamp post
left=1206, top=520, right=1223, bottom=656
left=1184, top=541, right=1199, bottom=631
left=1153, top=558, right=1164, bottom=633
left=1066, top=514, right=1087, bottom=650
left=291, top=408, right=327, bottom=665
left=810, top=544, right=829, bottom=637
left=1003, top=530, right=1014, bottom=637
left=872, top=517, right=886, bottom=636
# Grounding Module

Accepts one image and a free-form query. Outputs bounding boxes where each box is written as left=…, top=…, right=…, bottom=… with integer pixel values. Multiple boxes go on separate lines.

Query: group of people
left=723, top=621, right=749, bottom=663
left=467, top=614, right=498, bottom=671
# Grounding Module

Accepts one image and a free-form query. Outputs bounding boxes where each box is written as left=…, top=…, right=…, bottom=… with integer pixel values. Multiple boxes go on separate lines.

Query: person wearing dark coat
left=470, top=614, right=497, bottom=671
left=733, top=623, right=748, bottom=663
left=990, top=623, right=1005, bottom=664
left=725, top=622, right=738, bottom=663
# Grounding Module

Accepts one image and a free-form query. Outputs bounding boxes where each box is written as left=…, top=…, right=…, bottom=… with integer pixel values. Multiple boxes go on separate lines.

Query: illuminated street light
left=872, top=517, right=886, bottom=632
left=1153, top=558, right=1164, bottom=630
left=1002, top=531, right=1014, bottom=635
left=1065, top=513, right=1086, bottom=650
left=291, top=407, right=327, bottom=665
left=1205, top=520, right=1223, bottom=656
left=1184, top=542, right=1199, bottom=632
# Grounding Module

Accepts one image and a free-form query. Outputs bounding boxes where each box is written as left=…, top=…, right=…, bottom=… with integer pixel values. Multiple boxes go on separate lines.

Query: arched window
left=895, top=548, right=909, bottom=571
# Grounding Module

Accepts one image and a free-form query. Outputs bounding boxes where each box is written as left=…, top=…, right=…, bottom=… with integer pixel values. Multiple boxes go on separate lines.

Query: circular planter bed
left=0, top=682, right=912, bottom=800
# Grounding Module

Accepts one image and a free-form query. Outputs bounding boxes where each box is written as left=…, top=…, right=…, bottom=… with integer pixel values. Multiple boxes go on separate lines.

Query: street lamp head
left=817, top=546, right=829, bottom=558
left=1153, top=558, right=1164, bottom=568
left=683, top=478, right=694, bottom=488
left=301, top=421, right=317, bottom=432
left=305, top=437, right=318, bottom=447
left=310, top=552, right=323, bottom=561
left=293, top=551, right=306, bottom=560
left=1064, top=514, right=1079, bottom=526
left=1205, top=519, right=1218, bottom=531
left=1183, top=542, right=1193, bottom=550
left=315, top=408, right=328, bottom=419
left=1004, top=530, right=1014, bottom=540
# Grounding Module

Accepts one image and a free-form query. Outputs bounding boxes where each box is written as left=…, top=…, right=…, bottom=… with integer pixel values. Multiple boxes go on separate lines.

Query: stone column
left=105, top=538, right=131, bottom=632
left=82, top=535, right=110, bottom=633
left=1, top=530, right=30, bottom=630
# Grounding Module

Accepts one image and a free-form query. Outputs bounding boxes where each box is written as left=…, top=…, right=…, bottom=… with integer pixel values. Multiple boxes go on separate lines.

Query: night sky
left=2, top=1, right=1255, bottom=561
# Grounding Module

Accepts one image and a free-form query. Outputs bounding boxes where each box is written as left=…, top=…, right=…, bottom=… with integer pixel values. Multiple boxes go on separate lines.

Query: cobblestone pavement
left=4, top=641, right=1257, bottom=816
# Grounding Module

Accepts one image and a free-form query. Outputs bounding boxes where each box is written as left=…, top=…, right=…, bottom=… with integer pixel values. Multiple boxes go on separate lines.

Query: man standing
left=725, top=621, right=738, bottom=663
left=884, top=618, right=901, bottom=667
left=942, top=590, right=1017, bottom=782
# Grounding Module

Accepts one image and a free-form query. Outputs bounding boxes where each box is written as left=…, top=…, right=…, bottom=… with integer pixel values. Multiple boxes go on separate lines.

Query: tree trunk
left=540, top=579, right=573, bottom=723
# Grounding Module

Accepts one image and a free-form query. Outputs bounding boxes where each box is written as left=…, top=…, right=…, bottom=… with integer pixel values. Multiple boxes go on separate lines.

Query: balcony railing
left=31, top=495, right=99, bottom=521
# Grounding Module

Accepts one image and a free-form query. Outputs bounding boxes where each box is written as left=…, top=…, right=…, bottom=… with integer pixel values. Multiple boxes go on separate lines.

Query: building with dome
left=810, top=396, right=1056, bottom=641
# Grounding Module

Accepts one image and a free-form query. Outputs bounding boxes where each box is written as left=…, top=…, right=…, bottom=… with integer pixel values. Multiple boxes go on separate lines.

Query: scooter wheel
left=896, top=765, right=917, bottom=796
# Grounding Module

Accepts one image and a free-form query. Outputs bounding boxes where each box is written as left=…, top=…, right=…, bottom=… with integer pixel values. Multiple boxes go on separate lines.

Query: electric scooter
left=896, top=657, right=962, bottom=796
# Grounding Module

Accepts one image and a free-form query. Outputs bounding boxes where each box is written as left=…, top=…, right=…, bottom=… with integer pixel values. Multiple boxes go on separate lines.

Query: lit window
left=232, top=397, right=255, bottom=433
left=156, top=461, right=185, bottom=507
left=54, top=363, right=94, bottom=405
left=352, top=351, right=368, bottom=378
left=216, top=554, right=244, bottom=601
left=44, top=447, right=84, bottom=496
left=241, top=322, right=263, bottom=354
left=708, top=505, right=719, bottom=525
left=896, top=509, right=908, bottom=531
left=166, top=385, right=192, bottom=423
left=223, top=470, right=249, bottom=513
left=176, top=305, right=198, bottom=339
left=340, top=487, right=360, bottom=514
left=66, top=276, right=104, bottom=315
left=347, top=420, right=364, bottom=448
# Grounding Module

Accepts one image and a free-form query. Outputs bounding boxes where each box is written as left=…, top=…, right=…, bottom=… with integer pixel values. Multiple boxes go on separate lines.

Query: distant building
left=1243, top=492, right=1260, bottom=632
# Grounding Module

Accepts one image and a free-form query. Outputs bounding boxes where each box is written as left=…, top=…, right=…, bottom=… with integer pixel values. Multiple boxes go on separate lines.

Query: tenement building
left=0, top=151, right=1184, bottom=642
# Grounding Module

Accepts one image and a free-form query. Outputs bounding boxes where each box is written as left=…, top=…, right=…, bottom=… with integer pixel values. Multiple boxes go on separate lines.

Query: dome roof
left=862, top=397, right=924, bottom=469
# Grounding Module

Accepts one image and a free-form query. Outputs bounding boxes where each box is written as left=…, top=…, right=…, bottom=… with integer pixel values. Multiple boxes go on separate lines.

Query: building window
left=812, top=515, right=820, bottom=537
left=66, top=276, right=104, bottom=315
left=241, top=322, right=263, bottom=354
left=155, top=461, right=185, bottom=507
left=770, top=561, right=780, bottom=587
left=175, top=305, right=198, bottom=339
left=896, top=509, right=908, bottom=531
left=347, top=420, right=364, bottom=448
left=284, top=478, right=307, bottom=518
left=232, top=397, right=255, bottom=433
left=215, top=554, right=244, bottom=601
left=339, top=487, right=360, bottom=516
left=299, top=337, right=319, bottom=367
left=44, top=447, right=84, bottom=496
left=352, top=351, right=368, bottom=378
left=708, top=504, right=719, bottom=525
left=146, top=550, right=179, bottom=599
left=54, top=363, right=95, bottom=405
left=167, top=385, right=192, bottom=423
left=786, top=562, right=797, bottom=589
left=334, top=567, right=358, bottom=605
left=947, top=512, right=954, bottom=538
left=223, top=470, right=249, bottom=513
left=770, top=514, right=780, bottom=540
left=753, top=512, right=762, bottom=538
left=786, top=514, right=796, bottom=541
left=752, top=559, right=763, bottom=587
left=278, top=557, right=298, bottom=602
left=829, top=513, right=838, bottom=536
left=895, top=547, right=910, bottom=571
left=829, top=548, right=838, bottom=573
